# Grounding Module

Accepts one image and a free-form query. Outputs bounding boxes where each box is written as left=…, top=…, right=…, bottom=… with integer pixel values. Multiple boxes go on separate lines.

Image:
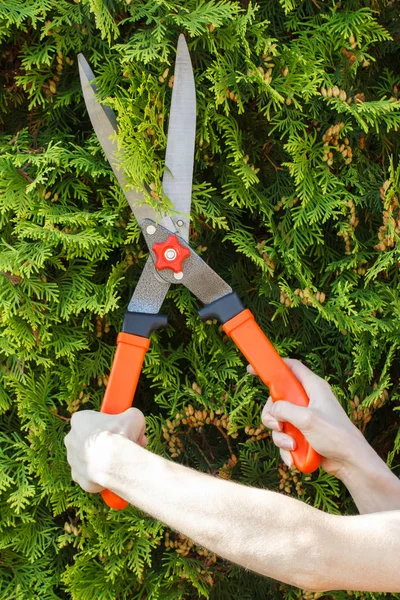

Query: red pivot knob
left=152, top=234, right=190, bottom=275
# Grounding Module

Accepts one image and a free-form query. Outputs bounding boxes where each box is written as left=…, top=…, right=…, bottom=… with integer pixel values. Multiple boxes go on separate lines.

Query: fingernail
left=283, top=455, right=294, bottom=468
left=265, top=419, right=281, bottom=431
left=282, top=439, right=295, bottom=451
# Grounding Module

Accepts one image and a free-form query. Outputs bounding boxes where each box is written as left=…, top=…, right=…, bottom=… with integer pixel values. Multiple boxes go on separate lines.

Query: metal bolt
left=164, top=248, right=177, bottom=261
left=146, top=225, right=156, bottom=235
left=177, top=219, right=184, bottom=227
left=174, top=272, right=183, bottom=280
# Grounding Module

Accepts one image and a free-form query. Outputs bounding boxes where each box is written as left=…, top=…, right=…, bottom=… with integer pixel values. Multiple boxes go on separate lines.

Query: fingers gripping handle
left=222, top=310, right=321, bottom=473
left=100, top=332, right=150, bottom=510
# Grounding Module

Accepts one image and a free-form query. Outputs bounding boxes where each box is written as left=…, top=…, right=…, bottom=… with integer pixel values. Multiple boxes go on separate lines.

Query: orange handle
left=100, top=332, right=150, bottom=510
left=223, top=309, right=321, bottom=473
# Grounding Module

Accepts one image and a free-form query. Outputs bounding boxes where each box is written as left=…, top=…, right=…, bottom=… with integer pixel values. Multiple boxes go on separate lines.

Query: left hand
left=64, top=407, right=148, bottom=493
left=248, top=358, right=369, bottom=478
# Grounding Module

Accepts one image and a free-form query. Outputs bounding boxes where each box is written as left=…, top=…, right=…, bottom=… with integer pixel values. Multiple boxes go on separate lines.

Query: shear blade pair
left=78, top=35, right=320, bottom=509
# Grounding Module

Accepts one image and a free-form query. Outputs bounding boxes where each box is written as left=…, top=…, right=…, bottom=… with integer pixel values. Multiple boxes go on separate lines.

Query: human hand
left=64, top=407, right=148, bottom=493
left=248, top=358, right=370, bottom=479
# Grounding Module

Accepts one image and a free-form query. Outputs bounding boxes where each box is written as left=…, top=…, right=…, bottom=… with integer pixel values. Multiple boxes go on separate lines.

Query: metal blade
left=162, top=34, right=196, bottom=242
left=127, top=258, right=170, bottom=314
left=141, top=219, right=232, bottom=306
left=78, top=54, right=159, bottom=226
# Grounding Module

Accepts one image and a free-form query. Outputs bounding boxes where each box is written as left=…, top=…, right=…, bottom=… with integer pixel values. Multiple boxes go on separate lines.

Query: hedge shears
left=78, top=35, right=321, bottom=510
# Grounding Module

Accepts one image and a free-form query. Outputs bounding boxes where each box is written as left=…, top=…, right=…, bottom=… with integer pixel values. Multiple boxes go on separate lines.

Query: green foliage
left=1, top=0, right=399, bottom=598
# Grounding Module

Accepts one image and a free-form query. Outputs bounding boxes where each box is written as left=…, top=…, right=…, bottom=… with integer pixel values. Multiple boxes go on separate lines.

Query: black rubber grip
left=198, top=292, right=244, bottom=325
left=122, top=311, right=168, bottom=338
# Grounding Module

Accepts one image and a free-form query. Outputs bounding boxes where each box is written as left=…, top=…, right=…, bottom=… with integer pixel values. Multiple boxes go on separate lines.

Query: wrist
left=338, top=439, right=400, bottom=511
left=338, top=436, right=379, bottom=481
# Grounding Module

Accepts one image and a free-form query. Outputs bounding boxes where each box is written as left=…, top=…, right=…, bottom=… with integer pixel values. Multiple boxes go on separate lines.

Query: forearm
left=339, top=442, right=400, bottom=514
left=97, top=433, right=320, bottom=589
left=97, top=434, right=400, bottom=592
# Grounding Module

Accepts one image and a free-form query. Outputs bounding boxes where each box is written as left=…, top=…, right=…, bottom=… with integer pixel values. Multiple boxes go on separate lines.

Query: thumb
left=269, top=401, right=313, bottom=433
left=110, top=408, right=147, bottom=444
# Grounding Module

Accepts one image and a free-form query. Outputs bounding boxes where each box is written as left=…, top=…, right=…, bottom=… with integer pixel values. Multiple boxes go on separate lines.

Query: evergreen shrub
left=0, top=0, right=399, bottom=598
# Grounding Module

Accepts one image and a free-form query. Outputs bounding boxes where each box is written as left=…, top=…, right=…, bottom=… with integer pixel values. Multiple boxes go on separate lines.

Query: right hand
left=249, top=358, right=370, bottom=478
left=64, top=407, right=148, bottom=493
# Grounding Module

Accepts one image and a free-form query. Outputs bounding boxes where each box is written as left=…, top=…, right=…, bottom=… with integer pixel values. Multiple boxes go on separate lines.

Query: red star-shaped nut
left=152, top=234, right=191, bottom=274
